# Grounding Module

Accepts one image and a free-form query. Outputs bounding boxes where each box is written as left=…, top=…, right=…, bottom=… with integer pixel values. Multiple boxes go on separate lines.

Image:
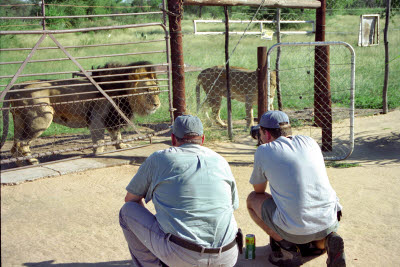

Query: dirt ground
left=1, top=109, right=400, bottom=266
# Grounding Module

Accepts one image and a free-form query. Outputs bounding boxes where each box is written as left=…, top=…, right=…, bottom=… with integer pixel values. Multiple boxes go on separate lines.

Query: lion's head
left=92, top=61, right=161, bottom=116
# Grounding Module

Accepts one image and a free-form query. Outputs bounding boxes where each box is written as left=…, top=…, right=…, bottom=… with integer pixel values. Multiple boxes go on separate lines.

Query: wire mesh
left=267, top=42, right=355, bottom=160
left=0, top=5, right=172, bottom=170
left=183, top=6, right=398, bottom=158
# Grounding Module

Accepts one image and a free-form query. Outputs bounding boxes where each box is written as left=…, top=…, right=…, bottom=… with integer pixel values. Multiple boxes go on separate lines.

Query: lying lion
left=196, top=66, right=276, bottom=128
left=1, top=61, right=161, bottom=166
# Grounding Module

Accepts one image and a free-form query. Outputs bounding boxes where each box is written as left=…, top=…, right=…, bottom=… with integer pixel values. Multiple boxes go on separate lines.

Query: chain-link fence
left=182, top=6, right=399, bottom=157
left=2, top=4, right=399, bottom=168
left=0, top=2, right=173, bottom=170
left=267, top=42, right=355, bottom=160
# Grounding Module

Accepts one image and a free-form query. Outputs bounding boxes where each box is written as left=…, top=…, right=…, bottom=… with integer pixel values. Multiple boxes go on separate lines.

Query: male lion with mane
left=196, top=66, right=276, bottom=128
left=1, top=61, right=161, bottom=166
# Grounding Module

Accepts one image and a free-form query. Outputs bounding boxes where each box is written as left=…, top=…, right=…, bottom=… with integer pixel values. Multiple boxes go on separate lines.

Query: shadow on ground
left=23, top=260, right=131, bottom=266
left=347, top=131, right=400, bottom=165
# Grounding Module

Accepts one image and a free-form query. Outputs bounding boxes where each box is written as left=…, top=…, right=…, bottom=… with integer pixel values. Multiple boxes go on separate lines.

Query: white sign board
left=358, top=14, right=380, bottom=47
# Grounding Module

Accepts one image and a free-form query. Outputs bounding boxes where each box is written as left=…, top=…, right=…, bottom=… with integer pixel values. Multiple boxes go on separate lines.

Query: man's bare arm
left=253, top=182, right=267, bottom=193
left=125, top=192, right=144, bottom=206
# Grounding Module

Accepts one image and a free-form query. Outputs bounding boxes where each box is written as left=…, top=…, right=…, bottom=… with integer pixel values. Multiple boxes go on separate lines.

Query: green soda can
left=245, top=234, right=256, bottom=259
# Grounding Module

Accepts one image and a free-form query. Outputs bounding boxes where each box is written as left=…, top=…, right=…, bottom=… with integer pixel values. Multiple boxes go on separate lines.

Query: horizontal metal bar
left=268, top=41, right=356, bottom=51
left=183, top=0, right=321, bottom=8
left=87, top=63, right=167, bottom=72
left=194, top=19, right=314, bottom=23
left=2, top=83, right=166, bottom=98
left=0, top=63, right=169, bottom=79
left=2, top=77, right=169, bottom=92
left=194, top=31, right=314, bottom=35
left=0, top=12, right=162, bottom=20
left=1, top=70, right=167, bottom=86
left=280, top=31, right=314, bottom=34
left=0, top=39, right=165, bottom=52
left=194, top=31, right=263, bottom=35
left=194, top=19, right=314, bottom=35
left=0, top=22, right=165, bottom=35
left=91, top=73, right=163, bottom=79
left=0, top=88, right=169, bottom=109
left=0, top=50, right=167, bottom=65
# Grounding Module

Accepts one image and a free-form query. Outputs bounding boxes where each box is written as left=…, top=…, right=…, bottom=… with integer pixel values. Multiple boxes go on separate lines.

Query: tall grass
left=181, top=15, right=400, bottom=113
left=1, top=14, right=399, bottom=141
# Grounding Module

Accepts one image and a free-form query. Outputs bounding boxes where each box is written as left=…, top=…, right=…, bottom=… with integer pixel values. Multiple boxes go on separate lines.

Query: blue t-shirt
left=250, top=135, right=342, bottom=235
left=126, top=144, right=239, bottom=248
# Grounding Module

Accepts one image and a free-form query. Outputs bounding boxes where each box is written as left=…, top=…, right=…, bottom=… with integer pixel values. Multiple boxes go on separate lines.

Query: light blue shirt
left=126, top=144, right=239, bottom=248
left=250, top=135, right=342, bottom=235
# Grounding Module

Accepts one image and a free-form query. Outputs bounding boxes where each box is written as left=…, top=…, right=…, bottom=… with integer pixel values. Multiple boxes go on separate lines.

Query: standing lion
left=1, top=61, right=161, bottom=166
left=196, top=66, right=276, bottom=128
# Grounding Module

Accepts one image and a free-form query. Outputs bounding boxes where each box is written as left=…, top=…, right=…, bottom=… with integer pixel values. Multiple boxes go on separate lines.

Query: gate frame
left=267, top=41, right=356, bottom=160
left=179, top=0, right=331, bottom=139
left=0, top=2, right=174, bottom=168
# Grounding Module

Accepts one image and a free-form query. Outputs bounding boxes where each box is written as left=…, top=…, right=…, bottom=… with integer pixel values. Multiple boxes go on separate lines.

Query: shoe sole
left=326, top=234, right=346, bottom=267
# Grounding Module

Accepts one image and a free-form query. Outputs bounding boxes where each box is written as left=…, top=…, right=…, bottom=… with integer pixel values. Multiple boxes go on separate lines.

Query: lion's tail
left=196, top=74, right=202, bottom=113
left=0, top=101, right=10, bottom=149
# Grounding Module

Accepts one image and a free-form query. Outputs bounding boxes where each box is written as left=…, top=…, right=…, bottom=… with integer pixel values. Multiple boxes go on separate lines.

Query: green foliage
left=1, top=2, right=400, bottom=140
left=325, top=162, right=361, bottom=168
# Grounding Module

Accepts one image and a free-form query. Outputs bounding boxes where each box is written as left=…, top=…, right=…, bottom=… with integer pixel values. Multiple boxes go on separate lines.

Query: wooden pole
left=41, top=0, right=46, bottom=30
left=224, top=6, right=233, bottom=139
left=258, top=47, right=268, bottom=120
left=314, top=0, right=332, bottom=152
left=276, top=8, right=282, bottom=110
left=168, top=0, right=186, bottom=119
left=382, top=0, right=391, bottom=114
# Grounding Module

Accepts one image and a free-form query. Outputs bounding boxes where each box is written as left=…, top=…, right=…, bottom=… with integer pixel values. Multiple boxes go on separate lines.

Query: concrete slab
left=1, top=166, right=60, bottom=185
left=1, top=141, right=170, bottom=185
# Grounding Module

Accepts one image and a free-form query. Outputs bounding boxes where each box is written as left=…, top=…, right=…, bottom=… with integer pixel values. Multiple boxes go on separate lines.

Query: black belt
left=169, top=235, right=237, bottom=254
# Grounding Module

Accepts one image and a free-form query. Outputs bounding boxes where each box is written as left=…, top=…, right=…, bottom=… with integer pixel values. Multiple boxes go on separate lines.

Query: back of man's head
left=172, top=115, right=204, bottom=144
left=259, top=111, right=292, bottom=138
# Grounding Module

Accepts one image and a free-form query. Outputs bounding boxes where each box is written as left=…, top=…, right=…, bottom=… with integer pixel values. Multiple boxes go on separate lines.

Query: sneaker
left=268, top=239, right=302, bottom=267
left=269, top=236, right=284, bottom=258
left=325, top=232, right=346, bottom=267
left=298, top=242, right=325, bottom=257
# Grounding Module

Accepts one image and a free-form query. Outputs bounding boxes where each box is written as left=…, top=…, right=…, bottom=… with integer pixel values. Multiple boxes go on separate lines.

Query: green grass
left=183, top=14, right=399, bottom=118
left=1, top=14, right=399, bottom=142
left=325, top=162, right=361, bottom=168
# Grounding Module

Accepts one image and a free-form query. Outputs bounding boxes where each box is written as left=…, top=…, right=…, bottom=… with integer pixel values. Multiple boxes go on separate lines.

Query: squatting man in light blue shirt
left=119, top=115, right=241, bottom=267
left=247, top=111, right=346, bottom=267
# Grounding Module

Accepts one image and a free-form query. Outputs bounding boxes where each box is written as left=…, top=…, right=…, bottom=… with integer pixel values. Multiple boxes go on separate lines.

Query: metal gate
left=0, top=3, right=173, bottom=170
left=267, top=42, right=355, bottom=160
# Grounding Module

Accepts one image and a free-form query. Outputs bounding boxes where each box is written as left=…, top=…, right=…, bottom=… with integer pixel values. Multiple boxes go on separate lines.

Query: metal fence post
left=276, top=8, right=282, bottom=111
left=382, top=0, right=391, bottom=114
left=257, top=46, right=268, bottom=121
left=41, top=0, right=46, bottom=30
left=315, top=0, right=332, bottom=152
left=224, top=6, right=233, bottom=140
left=167, top=0, right=186, bottom=119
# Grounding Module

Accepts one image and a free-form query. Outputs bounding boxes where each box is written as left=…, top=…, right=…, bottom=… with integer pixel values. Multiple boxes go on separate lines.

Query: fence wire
left=0, top=2, right=173, bottom=170
left=267, top=42, right=355, bottom=160
left=183, top=7, right=399, bottom=159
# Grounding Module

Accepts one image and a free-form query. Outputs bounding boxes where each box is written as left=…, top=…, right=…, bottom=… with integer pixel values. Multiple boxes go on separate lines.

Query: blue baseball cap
left=259, top=111, right=290, bottom=128
left=172, top=115, right=203, bottom=138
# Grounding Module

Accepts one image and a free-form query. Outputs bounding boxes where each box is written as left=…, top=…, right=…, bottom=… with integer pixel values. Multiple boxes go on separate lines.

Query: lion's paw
left=116, top=143, right=131, bottom=150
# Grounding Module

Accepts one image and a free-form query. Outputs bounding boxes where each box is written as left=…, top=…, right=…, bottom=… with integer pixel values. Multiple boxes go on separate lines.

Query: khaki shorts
left=261, top=198, right=339, bottom=244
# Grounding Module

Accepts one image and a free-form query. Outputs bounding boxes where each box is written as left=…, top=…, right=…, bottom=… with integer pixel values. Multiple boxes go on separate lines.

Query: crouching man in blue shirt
left=119, top=115, right=240, bottom=267
left=247, top=111, right=346, bottom=267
